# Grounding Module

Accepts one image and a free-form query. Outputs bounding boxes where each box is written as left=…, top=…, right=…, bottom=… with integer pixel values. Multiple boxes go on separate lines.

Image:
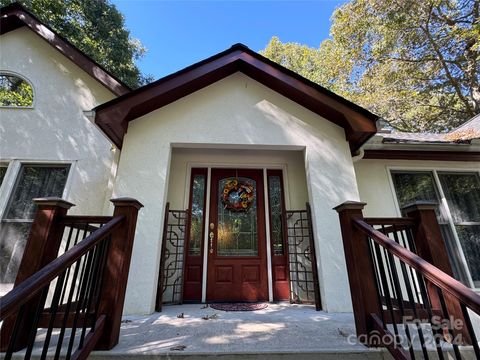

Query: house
left=1, top=4, right=479, bottom=357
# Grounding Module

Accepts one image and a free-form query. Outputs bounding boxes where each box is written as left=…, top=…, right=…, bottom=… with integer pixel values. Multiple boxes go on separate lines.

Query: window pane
left=1, top=165, right=69, bottom=283
left=217, top=177, right=258, bottom=256
left=0, top=74, right=33, bottom=107
left=5, top=165, right=69, bottom=220
left=438, top=173, right=480, bottom=223
left=455, top=225, right=480, bottom=287
left=189, top=173, right=206, bottom=256
left=391, top=172, right=438, bottom=208
left=0, top=166, right=7, bottom=186
left=268, top=175, right=284, bottom=255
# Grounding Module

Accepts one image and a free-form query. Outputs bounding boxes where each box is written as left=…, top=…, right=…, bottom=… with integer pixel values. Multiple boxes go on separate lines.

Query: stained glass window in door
left=217, top=177, right=258, bottom=256
left=268, top=175, right=284, bottom=255
left=188, top=172, right=206, bottom=256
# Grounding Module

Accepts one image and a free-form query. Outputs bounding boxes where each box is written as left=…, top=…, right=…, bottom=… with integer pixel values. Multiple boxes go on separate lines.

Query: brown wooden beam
left=363, top=149, right=480, bottom=162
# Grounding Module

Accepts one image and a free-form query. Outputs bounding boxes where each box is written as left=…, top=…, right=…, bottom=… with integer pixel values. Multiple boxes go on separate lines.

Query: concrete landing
left=92, top=303, right=389, bottom=359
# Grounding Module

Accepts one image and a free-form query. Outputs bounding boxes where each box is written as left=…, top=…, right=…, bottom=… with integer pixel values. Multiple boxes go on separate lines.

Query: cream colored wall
left=114, top=72, right=361, bottom=315
left=0, top=28, right=117, bottom=215
left=167, top=148, right=308, bottom=210
left=354, top=159, right=480, bottom=217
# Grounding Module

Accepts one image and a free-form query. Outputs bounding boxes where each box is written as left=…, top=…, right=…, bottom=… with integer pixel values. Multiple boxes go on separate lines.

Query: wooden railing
left=335, top=201, right=480, bottom=360
left=0, top=197, right=143, bottom=360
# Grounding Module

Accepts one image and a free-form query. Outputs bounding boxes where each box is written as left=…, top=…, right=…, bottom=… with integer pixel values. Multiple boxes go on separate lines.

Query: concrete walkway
left=92, top=303, right=389, bottom=359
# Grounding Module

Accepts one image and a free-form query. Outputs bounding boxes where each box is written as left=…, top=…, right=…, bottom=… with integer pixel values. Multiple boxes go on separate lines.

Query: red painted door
left=206, top=169, right=268, bottom=302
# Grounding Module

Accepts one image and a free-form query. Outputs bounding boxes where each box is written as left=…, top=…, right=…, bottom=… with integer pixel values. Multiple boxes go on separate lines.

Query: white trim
left=0, top=161, right=21, bottom=220
left=201, top=167, right=212, bottom=303
left=263, top=168, right=274, bottom=302
left=387, top=165, right=480, bottom=289
left=0, top=70, right=36, bottom=109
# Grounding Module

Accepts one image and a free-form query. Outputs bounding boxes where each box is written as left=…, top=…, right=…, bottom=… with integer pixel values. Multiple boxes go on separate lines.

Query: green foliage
left=261, top=0, right=480, bottom=132
left=0, top=74, right=34, bottom=106
left=1, top=0, right=153, bottom=89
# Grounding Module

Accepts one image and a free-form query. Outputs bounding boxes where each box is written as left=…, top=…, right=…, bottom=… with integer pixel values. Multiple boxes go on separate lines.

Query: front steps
left=6, top=304, right=479, bottom=359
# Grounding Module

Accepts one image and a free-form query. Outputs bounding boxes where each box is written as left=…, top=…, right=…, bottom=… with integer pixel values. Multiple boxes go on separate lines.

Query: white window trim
left=0, top=70, right=36, bottom=109
left=0, top=160, right=74, bottom=221
left=386, top=165, right=480, bottom=289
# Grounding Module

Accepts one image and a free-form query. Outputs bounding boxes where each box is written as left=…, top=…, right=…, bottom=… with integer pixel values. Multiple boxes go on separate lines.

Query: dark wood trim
left=71, top=315, right=106, bottom=360
left=183, top=168, right=208, bottom=302
left=266, top=169, right=290, bottom=301
left=363, top=149, right=480, bottom=162
left=94, top=44, right=378, bottom=151
left=96, top=198, right=143, bottom=350
left=353, top=219, right=480, bottom=315
left=370, top=314, right=410, bottom=359
left=0, top=3, right=130, bottom=96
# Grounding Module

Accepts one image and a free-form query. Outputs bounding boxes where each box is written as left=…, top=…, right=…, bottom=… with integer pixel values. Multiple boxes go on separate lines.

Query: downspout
left=352, top=147, right=365, bottom=162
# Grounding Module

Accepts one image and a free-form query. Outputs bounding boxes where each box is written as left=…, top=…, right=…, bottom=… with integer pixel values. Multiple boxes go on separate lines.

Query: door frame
left=182, top=162, right=291, bottom=302
left=206, top=168, right=268, bottom=302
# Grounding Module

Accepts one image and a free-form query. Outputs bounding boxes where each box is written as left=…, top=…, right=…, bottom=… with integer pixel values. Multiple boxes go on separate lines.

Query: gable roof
left=0, top=2, right=131, bottom=96
left=93, top=43, right=379, bottom=151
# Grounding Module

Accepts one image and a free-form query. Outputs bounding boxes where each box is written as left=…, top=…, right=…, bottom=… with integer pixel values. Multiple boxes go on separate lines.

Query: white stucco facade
left=354, top=159, right=480, bottom=217
left=0, top=27, right=118, bottom=216
left=113, top=73, right=361, bottom=315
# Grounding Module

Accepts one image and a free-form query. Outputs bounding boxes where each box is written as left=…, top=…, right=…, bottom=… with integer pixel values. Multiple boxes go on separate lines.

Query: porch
left=17, top=303, right=385, bottom=359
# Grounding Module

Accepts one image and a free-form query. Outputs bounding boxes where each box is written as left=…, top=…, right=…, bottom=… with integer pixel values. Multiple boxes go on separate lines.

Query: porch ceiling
left=93, top=44, right=378, bottom=153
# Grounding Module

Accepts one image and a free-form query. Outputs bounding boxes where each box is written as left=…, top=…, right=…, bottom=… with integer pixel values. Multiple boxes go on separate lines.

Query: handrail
left=0, top=215, right=125, bottom=319
left=60, top=215, right=114, bottom=224
left=354, top=218, right=480, bottom=315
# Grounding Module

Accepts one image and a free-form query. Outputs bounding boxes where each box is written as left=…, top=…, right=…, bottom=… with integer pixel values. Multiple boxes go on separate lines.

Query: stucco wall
left=167, top=148, right=308, bottom=210
left=0, top=27, right=117, bottom=216
left=113, top=73, right=361, bottom=315
left=354, top=159, right=480, bottom=217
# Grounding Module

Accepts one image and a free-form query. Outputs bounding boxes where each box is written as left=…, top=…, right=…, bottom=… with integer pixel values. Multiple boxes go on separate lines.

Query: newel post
left=334, top=201, right=382, bottom=346
left=402, top=201, right=471, bottom=344
left=95, top=197, right=143, bottom=350
left=0, top=198, right=74, bottom=351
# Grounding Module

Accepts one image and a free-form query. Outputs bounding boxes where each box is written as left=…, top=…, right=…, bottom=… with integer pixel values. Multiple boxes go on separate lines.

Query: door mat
left=210, top=303, right=268, bottom=311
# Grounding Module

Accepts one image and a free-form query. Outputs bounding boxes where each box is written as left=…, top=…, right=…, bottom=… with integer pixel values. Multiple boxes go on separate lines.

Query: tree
left=261, top=0, right=480, bottom=132
left=1, top=0, right=152, bottom=89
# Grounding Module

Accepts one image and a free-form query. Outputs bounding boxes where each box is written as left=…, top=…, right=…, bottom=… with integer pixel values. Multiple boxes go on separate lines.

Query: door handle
left=209, top=231, right=214, bottom=254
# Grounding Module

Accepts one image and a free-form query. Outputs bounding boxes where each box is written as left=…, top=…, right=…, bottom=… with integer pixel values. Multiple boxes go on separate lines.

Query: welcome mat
left=210, top=303, right=268, bottom=311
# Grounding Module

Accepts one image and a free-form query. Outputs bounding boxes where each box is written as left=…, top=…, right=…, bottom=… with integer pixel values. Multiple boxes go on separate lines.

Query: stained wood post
left=0, top=197, right=74, bottom=351
left=95, top=197, right=143, bottom=350
left=402, top=201, right=472, bottom=344
left=334, top=201, right=382, bottom=346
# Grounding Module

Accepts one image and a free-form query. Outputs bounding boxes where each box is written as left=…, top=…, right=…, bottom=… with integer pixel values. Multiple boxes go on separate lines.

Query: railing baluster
left=24, top=287, right=49, bottom=360
left=460, top=303, right=480, bottom=358
left=436, top=287, right=462, bottom=359
left=41, top=271, right=67, bottom=359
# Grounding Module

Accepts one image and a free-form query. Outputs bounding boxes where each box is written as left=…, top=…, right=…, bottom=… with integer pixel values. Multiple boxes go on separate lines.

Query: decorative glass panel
left=268, top=175, right=284, bottom=255
left=0, top=74, right=33, bottom=107
left=0, top=166, right=7, bottom=186
left=189, top=173, right=206, bottom=256
left=1, top=165, right=69, bottom=283
left=217, top=177, right=258, bottom=256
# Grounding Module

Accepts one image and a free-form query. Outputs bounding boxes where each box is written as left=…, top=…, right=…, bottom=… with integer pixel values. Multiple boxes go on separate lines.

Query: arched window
left=0, top=72, right=34, bottom=107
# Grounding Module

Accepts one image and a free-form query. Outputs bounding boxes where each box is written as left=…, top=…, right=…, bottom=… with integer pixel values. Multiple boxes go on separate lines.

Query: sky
left=111, top=0, right=347, bottom=80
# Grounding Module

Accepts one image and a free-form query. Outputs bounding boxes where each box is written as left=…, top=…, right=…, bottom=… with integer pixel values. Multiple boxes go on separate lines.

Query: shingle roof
left=377, top=114, right=480, bottom=144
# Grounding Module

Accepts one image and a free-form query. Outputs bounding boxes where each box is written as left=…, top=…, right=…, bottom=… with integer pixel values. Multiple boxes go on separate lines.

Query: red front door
left=206, top=169, right=268, bottom=302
